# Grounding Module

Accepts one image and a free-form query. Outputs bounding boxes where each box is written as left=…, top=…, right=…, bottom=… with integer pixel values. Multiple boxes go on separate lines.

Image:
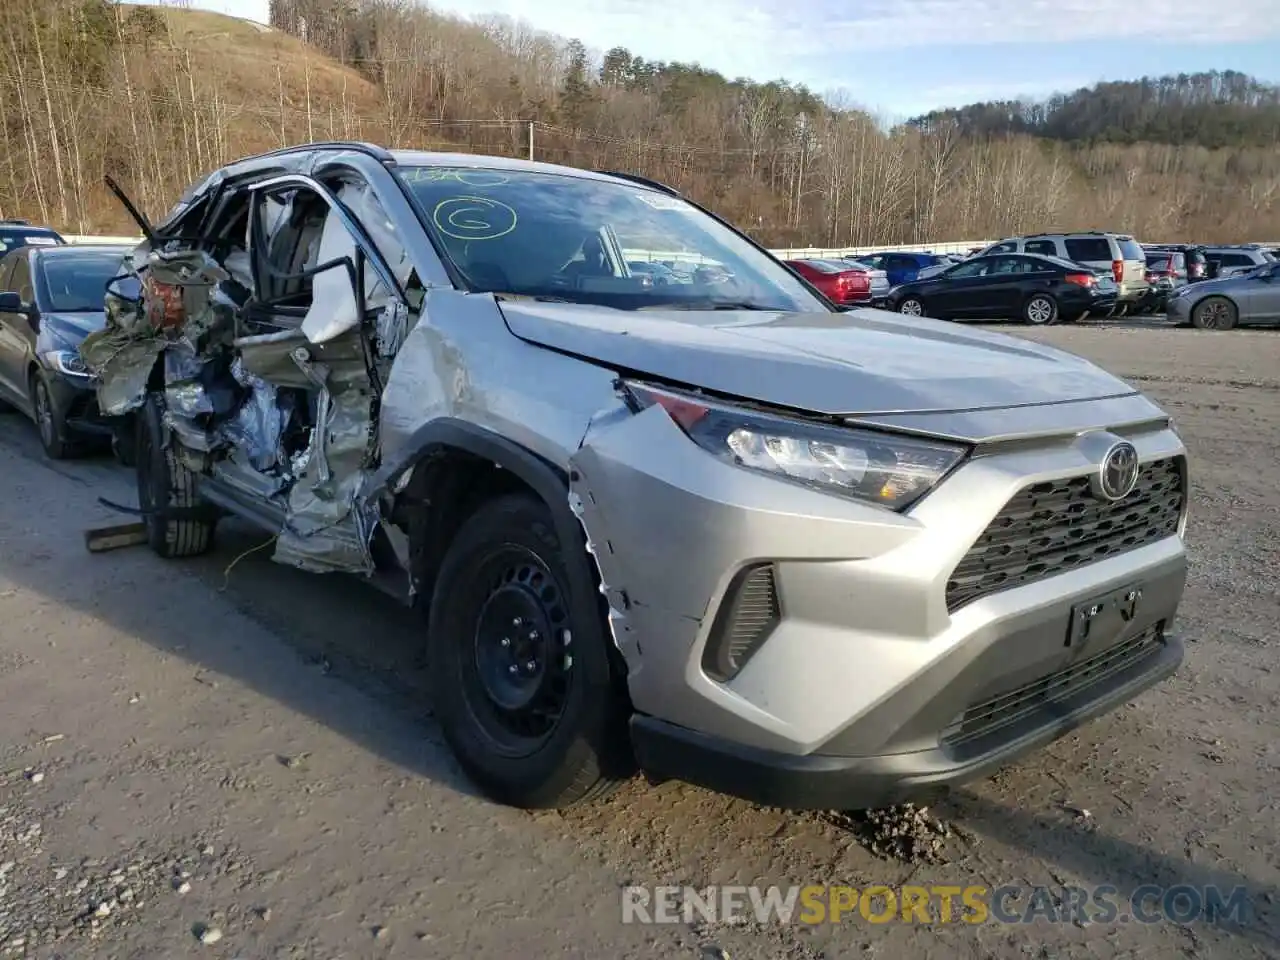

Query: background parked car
left=0, top=243, right=133, bottom=459
left=852, top=251, right=951, bottom=286
left=1143, top=243, right=1208, bottom=282
left=835, top=259, right=890, bottom=302
left=886, top=252, right=1118, bottom=324
left=0, top=219, right=65, bottom=256
left=1137, top=249, right=1191, bottom=312
left=1200, top=244, right=1275, bottom=279
left=976, top=232, right=1148, bottom=314
left=784, top=258, right=875, bottom=306
left=1165, top=258, right=1280, bottom=330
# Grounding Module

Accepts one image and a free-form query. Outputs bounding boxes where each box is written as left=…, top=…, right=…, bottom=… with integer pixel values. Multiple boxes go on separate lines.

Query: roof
left=389, top=150, right=636, bottom=186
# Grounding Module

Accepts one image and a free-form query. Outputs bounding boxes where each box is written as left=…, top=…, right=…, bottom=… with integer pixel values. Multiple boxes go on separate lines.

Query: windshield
left=37, top=252, right=128, bottom=312
left=396, top=166, right=827, bottom=312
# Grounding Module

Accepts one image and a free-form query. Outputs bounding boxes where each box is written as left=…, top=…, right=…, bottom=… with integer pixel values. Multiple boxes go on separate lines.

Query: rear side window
left=1172, top=253, right=1186, bottom=271
left=1187, top=249, right=1206, bottom=265
left=1064, top=238, right=1112, bottom=262
left=1117, top=238, right=1144, bottom=260
left=1217, top=253, right=1254, bottom=267
left=1025, top=239, right=1057, bottom=256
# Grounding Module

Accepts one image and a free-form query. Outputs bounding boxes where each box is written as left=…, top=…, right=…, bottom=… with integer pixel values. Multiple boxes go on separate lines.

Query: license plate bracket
left=1066, top=583, right=1143, bottom=651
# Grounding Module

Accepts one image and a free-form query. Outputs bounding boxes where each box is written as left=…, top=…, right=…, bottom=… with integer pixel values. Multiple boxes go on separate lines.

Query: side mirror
left=0, top=291, right=22, bottom=312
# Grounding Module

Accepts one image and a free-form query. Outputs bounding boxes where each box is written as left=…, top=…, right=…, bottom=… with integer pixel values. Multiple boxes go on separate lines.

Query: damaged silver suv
left=84, top=143, right=1189, bottom=811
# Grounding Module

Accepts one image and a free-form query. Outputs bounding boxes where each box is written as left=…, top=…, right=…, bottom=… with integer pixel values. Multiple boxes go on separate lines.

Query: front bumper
left=1166, top=294, right=1194, bottom=324
left=633, top=628, right=1182, bottom=810
left=571, top=404, right=1187, bottom=807
left=46, top=372, right=113, bottom=436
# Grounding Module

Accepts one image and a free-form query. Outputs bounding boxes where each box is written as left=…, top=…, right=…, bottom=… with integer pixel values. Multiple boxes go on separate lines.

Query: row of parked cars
left=783, top=235, right=1280, bottom=329
left=0, top=147, right=1193, bottom=819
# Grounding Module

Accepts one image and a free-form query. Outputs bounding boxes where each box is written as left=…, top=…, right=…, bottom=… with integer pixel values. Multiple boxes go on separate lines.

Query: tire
left=898, top=297, right=926, bottom=317
left=426, top=492, right=633, bottom=809
left=1024, top=294, right=1058, bottom=325
left=136, top=392, right=216, bottom=559
left=1191, top=296, right=1237, bottom=331
left=31, top=370, right=75, bottom=460
left=1114, top=303, right=1130, bottom=317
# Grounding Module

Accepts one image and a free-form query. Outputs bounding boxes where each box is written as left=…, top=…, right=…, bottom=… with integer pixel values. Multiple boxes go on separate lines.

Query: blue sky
left=152, top=0, right=1280, bottom=118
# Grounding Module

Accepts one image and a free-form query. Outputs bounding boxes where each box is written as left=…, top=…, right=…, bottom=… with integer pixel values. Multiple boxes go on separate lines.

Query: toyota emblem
left=1092, top=441, right=1140, bottom=502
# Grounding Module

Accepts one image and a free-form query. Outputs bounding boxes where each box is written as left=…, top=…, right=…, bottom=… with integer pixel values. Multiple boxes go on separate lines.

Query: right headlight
left=623, top=381, right=968, bottom=511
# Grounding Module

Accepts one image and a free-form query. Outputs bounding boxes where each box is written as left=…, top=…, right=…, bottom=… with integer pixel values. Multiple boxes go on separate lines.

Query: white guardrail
left=67, top=235, right=994, bottom=258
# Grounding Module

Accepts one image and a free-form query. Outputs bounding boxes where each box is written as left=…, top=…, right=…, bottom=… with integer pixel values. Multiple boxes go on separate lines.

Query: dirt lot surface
left=0, top=319, right=1276, bottom=958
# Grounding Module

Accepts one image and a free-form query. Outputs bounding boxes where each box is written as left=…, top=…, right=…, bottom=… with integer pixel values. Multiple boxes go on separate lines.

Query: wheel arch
left=384, top=418, right=599, bottom=621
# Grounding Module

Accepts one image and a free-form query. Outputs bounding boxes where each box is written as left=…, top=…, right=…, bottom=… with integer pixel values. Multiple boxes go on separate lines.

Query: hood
left=41, top=311, right=106, bottom=346
left=498, top=302, right=1137, bottom=416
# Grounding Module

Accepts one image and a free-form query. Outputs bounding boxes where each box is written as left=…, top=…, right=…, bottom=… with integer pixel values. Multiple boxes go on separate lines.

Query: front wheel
left=31, top=371, right=74, bottom=460
left=1191, top=296, right=1237, bottom=331
left=898, top=297, right=926, bottom=317
left=426, top=492, right=633, bottom=808
left=1024, top=294, right=1058, bottom=325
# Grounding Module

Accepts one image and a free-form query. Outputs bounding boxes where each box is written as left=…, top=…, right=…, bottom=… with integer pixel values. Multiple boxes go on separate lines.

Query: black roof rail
left=247, top=141, right=396, bottom=164
left=594, top=170, right=681, bottom=196
left=0, top=217, right=31, bottom=225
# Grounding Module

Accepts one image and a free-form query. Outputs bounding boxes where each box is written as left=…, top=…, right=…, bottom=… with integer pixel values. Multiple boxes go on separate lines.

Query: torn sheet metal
left=234, top=325, right=377, bottom=575
left=273, top=348, right=377, bottom=575
left=163, top=342, right=214, bottom=419
left=218, top=358, right=292, bottom=472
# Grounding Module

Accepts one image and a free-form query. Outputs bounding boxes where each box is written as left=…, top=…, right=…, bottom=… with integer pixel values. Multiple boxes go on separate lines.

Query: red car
left=784, top=258, right=872, bottom=305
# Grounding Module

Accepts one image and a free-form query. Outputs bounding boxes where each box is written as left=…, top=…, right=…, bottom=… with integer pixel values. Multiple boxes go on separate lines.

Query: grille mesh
left=942, top=623, right=1165, bottom=749
left=702, top=564, right=781, bottom=681
left=946, top=457, right=1184, bottom=612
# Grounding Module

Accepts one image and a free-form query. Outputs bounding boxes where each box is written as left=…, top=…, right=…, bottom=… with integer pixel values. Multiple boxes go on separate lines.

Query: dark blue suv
left=854, top=251, right=951, bottom=286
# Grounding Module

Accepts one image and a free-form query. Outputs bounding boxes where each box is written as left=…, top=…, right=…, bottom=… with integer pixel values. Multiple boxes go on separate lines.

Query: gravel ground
left=0, top=319, right=1276, bottom=958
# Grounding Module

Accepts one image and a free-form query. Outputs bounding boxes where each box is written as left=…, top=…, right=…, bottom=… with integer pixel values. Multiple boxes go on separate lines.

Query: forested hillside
left=2, top=0, right=1277, bottom=243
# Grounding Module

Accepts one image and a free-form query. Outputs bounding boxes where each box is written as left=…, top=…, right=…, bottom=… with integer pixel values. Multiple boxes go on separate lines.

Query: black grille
left=943, top=623, right=1165, bottom=749
left=702, top=564, right=781, bottom=682
left=947, top=457, right=1184, bottom=612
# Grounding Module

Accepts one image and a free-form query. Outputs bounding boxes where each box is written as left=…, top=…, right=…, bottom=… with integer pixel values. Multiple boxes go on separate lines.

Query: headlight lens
left=623, top=381, right=967, bottom=511
left=43, top=349, right=92, bottom=379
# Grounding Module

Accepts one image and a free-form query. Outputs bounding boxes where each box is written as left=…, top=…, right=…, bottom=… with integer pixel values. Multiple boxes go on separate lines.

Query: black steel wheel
left=467, top=547, right=573, bottom=749
left=426, top=492, right=633, bottom=808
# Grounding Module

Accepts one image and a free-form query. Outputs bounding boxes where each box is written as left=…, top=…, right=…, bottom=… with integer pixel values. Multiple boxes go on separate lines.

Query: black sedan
left=0, top=243, right=134, bottom=459
left=884, top=253, right=1118, bottom=324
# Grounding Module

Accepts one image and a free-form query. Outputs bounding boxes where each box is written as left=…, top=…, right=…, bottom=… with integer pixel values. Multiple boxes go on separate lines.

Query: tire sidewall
left=426, top=493, right=626, bottom=807
left=1193, top=296, right=1236, bottom=330
left=31, top=371, right=66, bottom=458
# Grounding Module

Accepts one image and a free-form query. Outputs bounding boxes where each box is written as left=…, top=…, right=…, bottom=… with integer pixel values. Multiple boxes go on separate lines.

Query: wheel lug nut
left=507, top=664, right=518, bottom=674
left=525, top=660, right=536, bottom=672
left=500, top=637, right=510, bottom=647
left=512, top=617, right=523, bottom=627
